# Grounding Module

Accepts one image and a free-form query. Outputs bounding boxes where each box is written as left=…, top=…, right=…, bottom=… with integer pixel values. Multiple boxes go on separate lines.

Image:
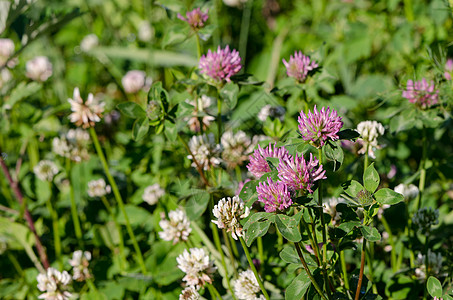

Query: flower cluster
left=178, top=8, right=209, bottom=30
left=445, top=59, right=453, bottom=80
left=298, top=105, right=343, bottom=148
left=402, top=79, right=439, bottom=109
left=394, top=183, right=419, bottom=200
left=37, top=268, right=72, bottom=300
left=257, top=105, right=285, bottom=122
left=142, top=183, right=165, bottom=205
left=233, top=269, right=266, bottom=300
left=415, top=249, right=443, bottom=279
left=256, top=178, right=293, bottom=213
left=247, top=143, right=289, bottom=178
left=199, top=45, right=242, bottom=84
left=80, top=34, right=99, bottom=52
left=68, top=87, right=104, bottom=128
left=282, top=51, right=318, bottom=83
left=185, top=95, right=215, bottom=132
left=159, top=209, right=192, bottom=244
left=26, top=56, right=53, bottom=82
left=221, top=130, right=255, bottom=169
left=122, top=70, right=147, bottom=94
left=187, top=133, right=221, bottom=170
left=0, top=68, right=12, bottom=89
left=412, top=207, right=439, bottom=234
left=87, top=178, right=111, bottom=197
left=323, top=197, right=345, bottom=226
left=0, top=38, right=15, bottom=67
left=356, top=120, right=385, bottom=158
left=53, top=128, right=91, bottom=162
left=179, top=286, right=200, bottom=300
left=69, top=250, right=91, bottom=281
left=34, top=160, right=59, bottom=182
left=176, top=248, right=216, bottom=289
left=212, top=195, right=250, bottom=240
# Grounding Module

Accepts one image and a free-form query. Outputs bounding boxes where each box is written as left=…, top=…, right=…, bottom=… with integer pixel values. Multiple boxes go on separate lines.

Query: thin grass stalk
left=89, top=127, right=147, bottom=274
left=65, top=158, right=84, bottom=248
left=45, top=187, right=62, bottom=269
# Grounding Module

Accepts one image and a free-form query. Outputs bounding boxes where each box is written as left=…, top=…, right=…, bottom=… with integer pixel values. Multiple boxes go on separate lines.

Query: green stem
left=300, top=216, right=321, bottom=266
left=238, top=0, right=252, bottom=66
left=380, top=215, right=397, bottom=272
left=365, top=243, right=377, bottom=294
left=86, top=277, right=99, bottom=295
left=101, top=196, right=127, bottom=272
left=45, top=186, right=62, bottom=269
left=207, top=283, right=222, bottom=300
left=257, top=236, right=265, bottom=272
left=217, top=97, right=222, bottom=143
left=239, top=236, right=270, bottom=300
left=212, top=0, right=220, bottom=47
left=294, top=242, right=328, bottom=300
left=89, top=127, right=147, bottom=274
left=66, top=158, right=83, bottom=248
left=195, top=34, right=202, bottom=61
left=222, top=229, right=239, bottom=278
left=340, top=251, right=350, bottom=290
left=354, top=239, right=367, bottom=300
left=317, top=148, right=331, bottom=298
left=416, top=128, right=427, bottom=211
left=7, top=252, right=24, bottom=277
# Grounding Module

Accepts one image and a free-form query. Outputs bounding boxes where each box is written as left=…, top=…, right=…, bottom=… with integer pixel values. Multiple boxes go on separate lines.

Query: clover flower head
left=0, top=38, right=15, bottom=67
left=356, top=120, right=385, bottom=159
left=221, top=130, right=254, bottom=169
left=412, top=207, right=439, bottom=235
left=256, top=177, right=292, bottom=213
left=80, top=34, right=99, bottom=52
left=212, top=195, right=250, bottom=240
left=187, top=133, right=222, bottom=170
left=179, top=286, right=200, bottom=300
left=178, top=8, right=209, bottom=30
left=53, top=129, right=90, bottom=162
left=122, top=70, right=147, bottom=94
left=257, top=105, right=285, bottom=122
left=142, top=183, right=165, bottom=205
left=34, top=160, right=59, bottom=182
left=233, top=269, right=266, bottom=300
left=246, top=143, right=289, bottom=178
left=37, top=267, right=72, bottom=300
left=323, top=197, right=345, bottom=226
left=282, top=51, right=318, bottom=83
left=68, top=87, right=104, bottom=128
left=69, top=250, right=91, bottom=281
left=87, top=178, right=111, bottom=197
left=402, top=79, right=439, bottom=109
left=415, top=249, right=443, bottom=279
left=277, top=152, right=326, bottom=194
left=176, top=248, right=216, bottom=289
left=0, top=68, right=12, bottom=89
left=199, top=45, right=242, bottom=84
left=394, top=183, right=419, bottom=200
left=445, top=59, right=453, bottom=80
left=298, top=105, right=343, bottom=148
left=186, top=95, right=215, bottom=132
left=26, top=56, right=53, bottom=82
left=159, top=209, right=192, bottom=244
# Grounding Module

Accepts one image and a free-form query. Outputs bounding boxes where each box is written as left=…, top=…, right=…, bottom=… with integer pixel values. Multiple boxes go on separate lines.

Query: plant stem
left=0, top=157, right=49, bottom=269
left=257, top=236, right=265, bottom=272
left=45, top=184, right=62, bottom=269
left=100, top=196, right=127, bottom=272
left=239, top=236, right=270, bottom=300
left=65, top=158, right=84, bottom=248
left=317, top=148, right=331, bottom=298
left=7, top=252, right=24, bottom=277
left=416, top=127, right=427, bottom=211
left=195, top=34, right=202, bottom=61
left=354, top=239, right=367, bottom=300
left=89, top=127, right=147, bottom=274
left=207, top=283, right=222, bottom=300
left=380, top=215, right=397, bottom=272
left=217, top=97, right=222, bottom=143
left=222, top=229, right=239, bottom=278
left=340, top=251, right=350, bottom=290
left=294, top=242, right=328, bottom=300
left=300, top=216, right=321, bottom=266
left=239, top=0, right=252, bottom=66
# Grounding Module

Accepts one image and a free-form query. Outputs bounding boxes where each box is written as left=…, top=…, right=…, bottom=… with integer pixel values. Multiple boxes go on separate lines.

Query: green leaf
left=239, top=180, right=259, bottom=207
left=338, top=129, right=360, bottom=140
left=363, top=163, right=380, bottom=193
left=342, top=180, right=364, bottom=198
left=117, top=102, right=146, bottom=118
left=220, top=82, right=239, bottom=109
left=243, top=212, right=275, bottom=247
left=164, top=120, right=177, bottom=141
left=5, top=82, right=42, bottom=110
left=338, top=221, right=362, bottom=234
left=280, top=246, right=301, bottom=265
left=185, top=190, right=210, bottom=220
left=285, top=272, right=312, bottom=300
left=324, top=140, right=344, bottom=171
left=275, top=214, right=302, bottom=242
left=426, top=276, right=442, bottom=298
left=132, top=117, right=150, bottom=141
left=374, top=188, right=404, bottom=205
left=117, top=205, right=153, bottom=228
left=360, top=226, right=381, bottom=242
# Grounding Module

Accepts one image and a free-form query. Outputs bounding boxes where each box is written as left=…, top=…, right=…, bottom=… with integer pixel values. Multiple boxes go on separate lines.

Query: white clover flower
left=122, top=70, right=146, bottom=94
left=37, top=267, right=72, bottom=300
left=138, top=21, right=154, bottom=42
left=53, top=129, right=90, bottom=163
left=394, top=183, right=419, bottom=200
left=80, top=34, right=99, bottom=52
left=187, top=133, right=221, bottom=170
left=0, top=68, right=12, bottom=89
left=356, top=121, right=385, bottom=159
left=223, top=0, right=248, bottom=7
left=87, top=179, right=111, bottom=197
left=212, top=195, right=250, bottom=240
left=221, top=130, right=255, bottom=169
left=186, top=95, right=215, bottom=132
left=26, top=56, right=52, bottom=82
left=68, top=87, right=104, bottom=128
left=323, top=197, right=345, bottom=226
left=176, top=248, right=216, bottom=289
left=159, top=209, right=192, bottom=244
left=69, top=250, right=91, bottom=281
left=67, top=128, right=90, bottom=144
left=257, top=105, right=285, bottom=122
left=0, top=38, right=15, bottom=67
left=179, top=286, right=200, bottom=300
left=233, top=269, right=265, bottom=300
left=415, top=250, right=443, bottom=279
left=142, top=183, right=165, bottom=205
left=34, top=160, right=59, bottom=182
